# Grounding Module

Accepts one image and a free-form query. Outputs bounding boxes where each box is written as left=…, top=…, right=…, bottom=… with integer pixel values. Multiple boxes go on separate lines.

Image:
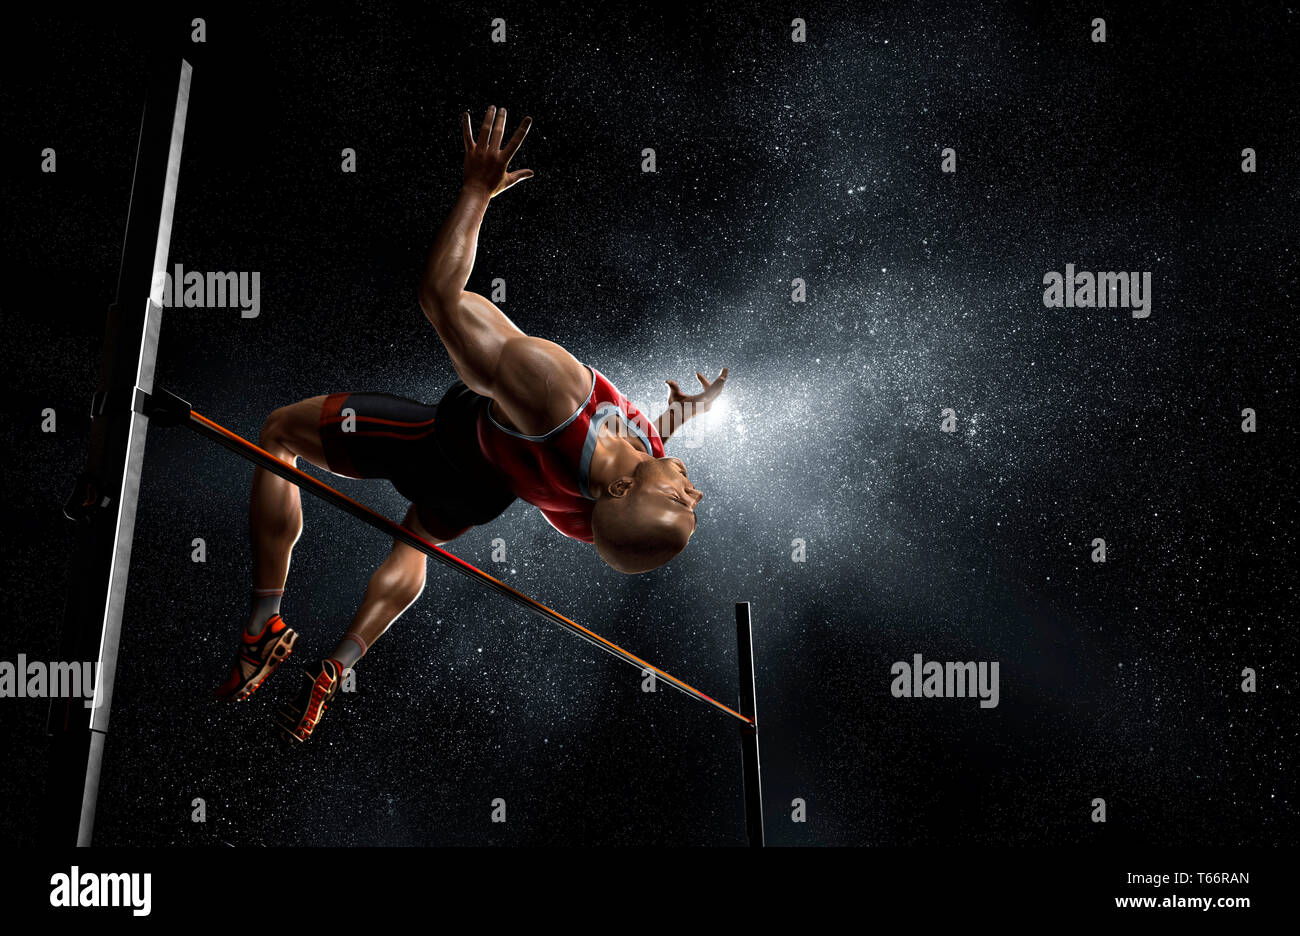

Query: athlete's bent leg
left=216, top=396, right=331, bottom=702
left=328, top=505, right=463, bottom=669
left=279, top=506, right=465, bottom=741
left=249, top=396, right=331, bottom=626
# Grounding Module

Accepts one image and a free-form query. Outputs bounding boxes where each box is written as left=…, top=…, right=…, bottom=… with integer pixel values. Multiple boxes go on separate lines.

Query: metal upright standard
left=43, top=58, right=192, bottom=846
left=735, top=602, right=765, bottom=846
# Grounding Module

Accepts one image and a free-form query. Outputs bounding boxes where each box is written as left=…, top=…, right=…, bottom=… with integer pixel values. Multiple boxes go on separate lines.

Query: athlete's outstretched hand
left=666, top=368, right=729, bottom=415
left=462, top=106, right=533, bottom=198
left=657, top=368, right=729, bottom=441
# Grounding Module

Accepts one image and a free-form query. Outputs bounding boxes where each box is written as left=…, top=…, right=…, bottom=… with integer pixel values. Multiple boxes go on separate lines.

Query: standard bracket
left=64, top=385, right=193, bottom=521
left=87, top=383, right=191, bottom=424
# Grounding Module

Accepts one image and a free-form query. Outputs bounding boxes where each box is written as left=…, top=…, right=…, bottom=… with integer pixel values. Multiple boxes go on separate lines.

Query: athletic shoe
left=277, top=659, right=343, bottom=743
left=215, top=614, right=298, bottom=702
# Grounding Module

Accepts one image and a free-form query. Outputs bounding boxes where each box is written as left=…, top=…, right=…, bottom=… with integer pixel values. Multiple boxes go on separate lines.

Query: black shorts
left=318, top=382, right=517, bottom=540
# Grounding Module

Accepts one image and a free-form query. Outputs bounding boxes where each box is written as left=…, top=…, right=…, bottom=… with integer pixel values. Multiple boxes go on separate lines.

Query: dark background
left=1, top=1, right=1294, bottom=846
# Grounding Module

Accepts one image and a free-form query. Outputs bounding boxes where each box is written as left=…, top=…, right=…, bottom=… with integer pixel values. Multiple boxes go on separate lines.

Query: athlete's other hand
left=462, top=106, right=533, bottom=198
left=666, top=368, right=729, bottom=415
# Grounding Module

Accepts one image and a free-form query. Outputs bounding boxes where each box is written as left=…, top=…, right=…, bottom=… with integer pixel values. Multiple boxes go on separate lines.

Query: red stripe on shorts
left=319, top=392, right=360, bottom=478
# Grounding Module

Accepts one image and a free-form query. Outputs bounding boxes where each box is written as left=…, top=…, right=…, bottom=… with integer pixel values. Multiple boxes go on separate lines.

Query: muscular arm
left=419, top=185, right=494, bottom=316
left=417, top=107, right=589, bottom=436
left=416, top=182, right=525, bottom=395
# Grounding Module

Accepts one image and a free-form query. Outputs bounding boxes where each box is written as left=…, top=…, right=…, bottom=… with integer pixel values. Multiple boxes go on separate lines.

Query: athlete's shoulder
left=491, top=337, right=592, bottom=436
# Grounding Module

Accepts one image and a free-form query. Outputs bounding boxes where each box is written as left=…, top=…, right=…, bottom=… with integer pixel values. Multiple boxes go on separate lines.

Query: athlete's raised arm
left=418, top=107, right=589, bottom=436
left=420, top=107, right=532, bottom=312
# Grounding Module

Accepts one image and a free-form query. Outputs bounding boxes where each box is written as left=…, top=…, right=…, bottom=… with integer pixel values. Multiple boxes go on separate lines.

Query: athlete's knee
left=260, top=400, right=325, bottom=461
left=258, top=405, right=297, bottom=454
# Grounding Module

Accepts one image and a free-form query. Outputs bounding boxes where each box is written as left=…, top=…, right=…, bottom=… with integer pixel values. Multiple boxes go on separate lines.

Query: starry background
left=0, top=1, right=1294, bottom=846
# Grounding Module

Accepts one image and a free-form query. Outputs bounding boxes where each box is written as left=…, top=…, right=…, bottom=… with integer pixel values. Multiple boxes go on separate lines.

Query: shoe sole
left=227, top=628, right=299, bottom=702
left=276, top=667, right=338, bottom=743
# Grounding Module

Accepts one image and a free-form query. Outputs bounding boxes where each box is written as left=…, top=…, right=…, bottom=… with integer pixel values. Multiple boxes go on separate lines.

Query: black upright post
left=42, top=58, right=192, bottom=846
left=735, top=602, right=764, bottom=847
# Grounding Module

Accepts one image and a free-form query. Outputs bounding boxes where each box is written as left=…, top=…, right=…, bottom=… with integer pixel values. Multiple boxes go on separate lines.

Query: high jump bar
left=169, top=391, right=767, bottom=844
left=139, top=389, right=755, bottom=727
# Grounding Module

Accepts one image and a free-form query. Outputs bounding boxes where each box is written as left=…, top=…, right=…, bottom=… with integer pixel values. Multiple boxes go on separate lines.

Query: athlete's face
left=590, top=456, right=703, bottom=573
left=629, top=457, right=702, bottom=540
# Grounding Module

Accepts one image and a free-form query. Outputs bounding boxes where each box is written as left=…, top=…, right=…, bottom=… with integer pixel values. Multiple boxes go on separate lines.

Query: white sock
left=248, top=587, right=284, bottom=635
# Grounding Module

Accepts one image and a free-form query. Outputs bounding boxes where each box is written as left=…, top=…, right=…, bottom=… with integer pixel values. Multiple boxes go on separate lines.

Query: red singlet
left=477, top=365, right=665, bottom=542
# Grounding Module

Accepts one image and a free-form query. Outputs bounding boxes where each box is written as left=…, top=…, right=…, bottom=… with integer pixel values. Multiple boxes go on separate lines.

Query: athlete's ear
left=606, top=477, right=634, bottom=498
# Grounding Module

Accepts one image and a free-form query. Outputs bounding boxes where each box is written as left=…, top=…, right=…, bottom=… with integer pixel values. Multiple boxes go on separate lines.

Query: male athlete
left=215, top=107, right=728, bottom=741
